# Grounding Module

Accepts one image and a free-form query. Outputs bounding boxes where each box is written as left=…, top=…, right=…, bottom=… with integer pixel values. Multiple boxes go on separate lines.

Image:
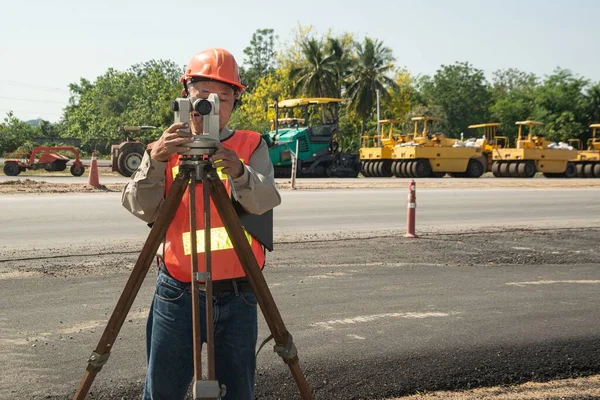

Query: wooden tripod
left=72, top=162, right=313, bottom=399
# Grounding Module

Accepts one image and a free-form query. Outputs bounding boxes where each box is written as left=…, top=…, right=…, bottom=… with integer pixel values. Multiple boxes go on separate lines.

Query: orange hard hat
left=182, top=48, right=245, bottom=93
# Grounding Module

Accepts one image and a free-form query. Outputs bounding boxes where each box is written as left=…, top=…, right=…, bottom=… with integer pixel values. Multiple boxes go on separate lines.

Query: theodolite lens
left=193, top=99, right=213, bottom=115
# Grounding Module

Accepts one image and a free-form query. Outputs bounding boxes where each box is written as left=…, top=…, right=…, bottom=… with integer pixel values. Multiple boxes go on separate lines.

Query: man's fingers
left=167, top=122, right=189, bottom=132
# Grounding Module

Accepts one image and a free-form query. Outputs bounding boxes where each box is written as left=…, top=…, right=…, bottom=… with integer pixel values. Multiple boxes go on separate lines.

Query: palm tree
left=325, top=37, right=354, bottom=98
left=346, top=37, right=398, bottom=134
left=290, top=38, right=338, bottom=98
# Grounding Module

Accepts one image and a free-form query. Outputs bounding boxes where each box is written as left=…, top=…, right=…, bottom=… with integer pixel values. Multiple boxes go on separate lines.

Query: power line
left=0, top=96, right=67, bottom=105
left=0, top=80, right=70, bottom=93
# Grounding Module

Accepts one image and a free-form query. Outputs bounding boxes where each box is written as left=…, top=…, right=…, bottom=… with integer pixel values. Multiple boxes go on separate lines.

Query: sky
left=1, top=0, right=599, bottom=123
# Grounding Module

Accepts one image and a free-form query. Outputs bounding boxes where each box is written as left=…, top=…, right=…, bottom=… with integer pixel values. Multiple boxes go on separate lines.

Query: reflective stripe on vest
left=182, top=227, right=252, bottom=255
left=171, top=164, right=232, bottom=181
left=162, top=130, right=266, bottom=282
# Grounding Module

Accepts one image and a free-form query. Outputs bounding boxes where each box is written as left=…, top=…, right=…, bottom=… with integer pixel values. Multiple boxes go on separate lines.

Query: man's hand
left=210, top=143, right=244, bottom=179
left=150, top=123, right=193, bottom=162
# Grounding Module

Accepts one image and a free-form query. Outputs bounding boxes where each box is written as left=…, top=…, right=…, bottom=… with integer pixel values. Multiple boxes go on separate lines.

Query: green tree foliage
left=63, top=60, right=181, bottom=150
left=345, top=37, right=397, bottom=134
left=419, top=62, right=492, bottom=137
left=489, top=68, right=539, bottom=141
left=229, top=67, right=294, bottom=133
left=240, top=29, right=277, bottom=92
left=530, top=68, right=591, bottom=142
left=0, top=112, right=37, bottom=154
left=290, top=37, right=340, bottom=98
left=587, top=83, right=600, bottom=125
left=381, top=69, right=413, bottom=121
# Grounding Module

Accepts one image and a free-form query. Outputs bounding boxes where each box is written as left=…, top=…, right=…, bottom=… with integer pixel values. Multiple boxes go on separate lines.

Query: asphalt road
left=0, top=229, right=599, bottom=399
left=0, top=188, right=599, bottom=254
left=1, top=187, right=600, bottom=399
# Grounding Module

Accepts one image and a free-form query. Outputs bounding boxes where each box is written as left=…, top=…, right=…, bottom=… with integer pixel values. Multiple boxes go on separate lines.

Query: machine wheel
left=394, top=161, right=403, bottom=177
left=373, top=161, right=383, bottom=178
left=369, top=161, right=377, bottom=177
left=381, top=160, right=393, bottom=177
left=508, top=162, right=520, bottom=177
left=406, top=161, right=415, bottom=177
left=362, top=161, right=372, bottom=177
left=70, top=164, right=85, bottom=177
left=3, top=162, right=20, bottom=176
left=362, top=161, right=371, bottom=177
left=583, top=163, right=594, bottom=178
left=563, top=162, right=577, bottom=178
left=517, top=161, right=536, bottom=178
left=401, top=161, right=410, bottom=177
left=499, top=162, right=510, bottom=177
left=117, top=145, right=144, bottom=177
left=466, top=159, right=484, bottom=178
left=50, top=159, right=68, bottom=172
left=492, top=161, right=502, bottom=177
left=593, top=163, right=600, bottom=178
left=412, top=159, right=431, bottom=178
left=314, top=165, right=326, bottom=177
left=576, top=163, right=585, bottom=178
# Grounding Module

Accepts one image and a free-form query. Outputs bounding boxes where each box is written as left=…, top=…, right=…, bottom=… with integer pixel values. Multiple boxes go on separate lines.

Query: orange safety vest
left=163, top=130, right=266, bottom=283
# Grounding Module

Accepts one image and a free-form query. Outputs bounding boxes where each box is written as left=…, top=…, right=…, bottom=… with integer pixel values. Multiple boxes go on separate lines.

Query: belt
left=160, top=264, right=253, bottom=293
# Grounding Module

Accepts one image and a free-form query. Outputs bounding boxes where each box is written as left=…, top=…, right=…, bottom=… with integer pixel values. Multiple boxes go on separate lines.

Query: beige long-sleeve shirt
left=121, top=127, right=281, bottom=223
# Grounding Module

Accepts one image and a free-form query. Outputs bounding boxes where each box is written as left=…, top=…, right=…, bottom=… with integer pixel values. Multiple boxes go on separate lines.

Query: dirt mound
left=0, top=179, right=122, bottom=194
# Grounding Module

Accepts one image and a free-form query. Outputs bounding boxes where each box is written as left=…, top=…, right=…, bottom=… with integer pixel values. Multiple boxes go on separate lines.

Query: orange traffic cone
left=88, top=151, right=100, bottom=188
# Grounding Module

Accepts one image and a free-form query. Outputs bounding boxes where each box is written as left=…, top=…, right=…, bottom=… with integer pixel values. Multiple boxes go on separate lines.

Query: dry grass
left=396, top=375, right=600, bottom=399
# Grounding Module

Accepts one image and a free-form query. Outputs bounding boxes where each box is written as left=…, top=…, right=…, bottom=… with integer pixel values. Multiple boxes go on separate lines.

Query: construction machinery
left=467, top=123, right=510, bottom=171
left=491, top=121, right=578, bottom=178
left=262, top=98, right=359, bottom=178
left=390, top=117, right=487, bottom=178
left=360, top=119, right=412, bottom=177
left=110, top=125, right=157, bottom=177
left=568, top=124, right=600, bottom=178
left=3, top=146, right=85, bottom=176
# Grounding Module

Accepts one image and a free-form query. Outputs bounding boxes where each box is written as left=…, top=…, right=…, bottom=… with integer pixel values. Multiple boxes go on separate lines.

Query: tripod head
left=173, top=93, right=221, bottom=165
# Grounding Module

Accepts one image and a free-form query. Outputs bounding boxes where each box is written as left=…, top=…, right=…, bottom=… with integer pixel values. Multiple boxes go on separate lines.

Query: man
left=122, top=48, right=281, bottom=400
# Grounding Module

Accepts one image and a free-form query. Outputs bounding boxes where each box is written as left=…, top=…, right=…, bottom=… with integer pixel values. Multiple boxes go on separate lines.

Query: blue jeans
left=142, top=272, right=258, bottom=400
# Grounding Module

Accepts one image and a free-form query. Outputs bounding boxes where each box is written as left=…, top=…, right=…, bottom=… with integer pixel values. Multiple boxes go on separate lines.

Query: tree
left=381, top=69, right=413, bottom=120
left=63, top=60, right=181, bottom=151
left=0, top=112, right=37, bottom=154
left=530, top=68, right=591, bottom=142
left=345, top=37, right=397, bottom=134
left=240, top=29, right=277, bottom=92
left=588, top=83, right=600, bottom=124
left=229, top=67, right=294, bottom=133
left=289, top=37, right=339, bottom=98
left=421, top=62, right=492, bottom=137
left=324, top=34, right=355, bottom=98
left=490, top=68, right=539, bottom=141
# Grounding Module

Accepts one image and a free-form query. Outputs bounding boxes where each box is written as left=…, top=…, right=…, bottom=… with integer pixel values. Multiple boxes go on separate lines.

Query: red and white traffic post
left=404, top=179, right=417, bottom=238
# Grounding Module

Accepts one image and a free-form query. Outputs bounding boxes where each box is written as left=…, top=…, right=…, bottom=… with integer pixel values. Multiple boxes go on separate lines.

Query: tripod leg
left=208, top=178, right=314, bottom=400
left=203, top=167, right=217, bottom=382
left=188, top=173, right=205, bottom=397
left=73, top=175, right=189, bottom=400
left=190, top=167, right=222, bottom=400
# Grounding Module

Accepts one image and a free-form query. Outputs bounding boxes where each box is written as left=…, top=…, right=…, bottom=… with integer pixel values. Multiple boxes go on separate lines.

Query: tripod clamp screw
left=274, top=333, right=298, bottom=361
left=87, top=351, right=110, bottom=369
left=193, top=272, right=211, bottom=281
